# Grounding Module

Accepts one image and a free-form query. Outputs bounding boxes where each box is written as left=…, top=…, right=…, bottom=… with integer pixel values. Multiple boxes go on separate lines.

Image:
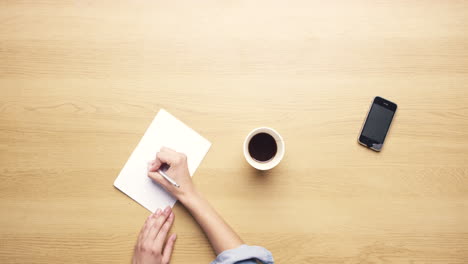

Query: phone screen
left=361, top=104, right=394, bottom=142
left=359, top=97, right=397, bottom=151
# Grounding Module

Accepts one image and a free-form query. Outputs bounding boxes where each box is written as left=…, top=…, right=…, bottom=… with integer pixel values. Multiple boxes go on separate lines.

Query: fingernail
left=172, top=234, right=177, bottom=240
left=155, top=208, right=161, bottom=216
left=164, top=206, right=171, bottom=214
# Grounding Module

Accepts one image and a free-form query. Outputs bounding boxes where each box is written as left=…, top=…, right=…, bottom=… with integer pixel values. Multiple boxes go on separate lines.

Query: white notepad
left=114, top=109, right=211, bottom=212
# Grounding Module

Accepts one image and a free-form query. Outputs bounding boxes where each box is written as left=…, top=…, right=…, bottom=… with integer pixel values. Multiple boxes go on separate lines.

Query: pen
left=157, top=169, right=180, bottom=188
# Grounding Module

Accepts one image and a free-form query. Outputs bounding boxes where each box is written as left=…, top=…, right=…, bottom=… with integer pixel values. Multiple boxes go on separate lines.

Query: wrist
left=179, top=186, right=199, bottom=205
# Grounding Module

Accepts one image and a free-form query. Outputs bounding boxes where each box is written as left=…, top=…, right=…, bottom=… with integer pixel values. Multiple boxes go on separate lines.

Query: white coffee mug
left=243, top=127, right=285, bottom=170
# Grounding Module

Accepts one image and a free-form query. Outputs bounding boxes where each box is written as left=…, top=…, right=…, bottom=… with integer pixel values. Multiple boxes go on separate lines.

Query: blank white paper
left=114, top=109, right=211, bottom=212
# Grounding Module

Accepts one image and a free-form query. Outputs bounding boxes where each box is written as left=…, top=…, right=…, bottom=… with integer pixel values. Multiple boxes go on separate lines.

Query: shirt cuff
left=210, top=244, right=274, bottom=264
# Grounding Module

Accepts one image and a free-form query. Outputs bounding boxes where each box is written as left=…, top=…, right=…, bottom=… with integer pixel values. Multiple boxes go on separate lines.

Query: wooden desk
left=1, top=0, right=467, bottom=263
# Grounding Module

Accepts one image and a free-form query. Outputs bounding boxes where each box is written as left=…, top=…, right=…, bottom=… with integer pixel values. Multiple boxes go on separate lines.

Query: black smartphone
left=358, top=96, right=397, bottom=151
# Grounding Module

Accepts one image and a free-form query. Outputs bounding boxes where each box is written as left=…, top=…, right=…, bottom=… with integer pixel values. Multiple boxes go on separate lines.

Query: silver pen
left=157, top=169, right=180, bottom=188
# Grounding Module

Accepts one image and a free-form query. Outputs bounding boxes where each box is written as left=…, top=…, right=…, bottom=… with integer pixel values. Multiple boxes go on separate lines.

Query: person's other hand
left=148, top=147, right=196, bottom=202
left=132, top=206, right=177, bottom=264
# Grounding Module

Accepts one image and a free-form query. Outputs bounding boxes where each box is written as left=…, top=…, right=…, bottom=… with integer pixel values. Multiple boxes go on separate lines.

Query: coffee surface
left=248, top=132, right=277, bottom=162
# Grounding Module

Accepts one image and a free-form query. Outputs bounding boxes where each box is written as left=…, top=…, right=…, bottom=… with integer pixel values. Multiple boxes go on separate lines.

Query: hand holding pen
left=147, top=147, right=195, bottom=202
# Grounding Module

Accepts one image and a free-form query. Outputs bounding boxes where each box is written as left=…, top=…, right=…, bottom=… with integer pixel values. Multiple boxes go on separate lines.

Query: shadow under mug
left=243, top=127, right=285, bottom=170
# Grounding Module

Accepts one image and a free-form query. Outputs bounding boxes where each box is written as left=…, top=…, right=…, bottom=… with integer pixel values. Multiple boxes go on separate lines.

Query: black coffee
left=248, top=132, right=277, bottom=162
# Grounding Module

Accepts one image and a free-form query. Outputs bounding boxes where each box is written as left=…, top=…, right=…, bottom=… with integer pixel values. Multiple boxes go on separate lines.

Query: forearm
left=180, top=189, right=243, bottom=255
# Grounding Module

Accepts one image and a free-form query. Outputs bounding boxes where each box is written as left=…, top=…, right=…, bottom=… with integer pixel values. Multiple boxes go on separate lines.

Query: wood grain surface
left=1, top=0, right=468, bottom=263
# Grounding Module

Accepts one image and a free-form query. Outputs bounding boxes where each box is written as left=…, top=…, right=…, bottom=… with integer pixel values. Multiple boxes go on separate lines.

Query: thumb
left=162, top=234, right=177, bottom=264
left=156, top=151, right=177, bottom=166
left=148, top=158, right=162, bottom=172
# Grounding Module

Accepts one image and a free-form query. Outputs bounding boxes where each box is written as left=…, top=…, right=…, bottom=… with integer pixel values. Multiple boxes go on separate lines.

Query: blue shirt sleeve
left=210, top=244, right=274, bottom=264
